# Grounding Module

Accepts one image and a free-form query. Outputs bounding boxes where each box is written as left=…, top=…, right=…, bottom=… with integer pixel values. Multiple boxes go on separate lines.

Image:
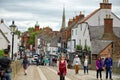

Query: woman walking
left=57, top=54, right=67, bottom=80
left=96, top=56, right=104, bottom=80
left=22, top=55, right=29, bottom=75
left=84, top=56, right=88, bottom=74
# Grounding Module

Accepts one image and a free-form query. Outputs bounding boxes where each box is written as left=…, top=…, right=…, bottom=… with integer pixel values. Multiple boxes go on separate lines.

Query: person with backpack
left=22, top=55, right=29, bottom=75
left=0, top=49, right=12, bottom=80
left=57, top=54, right=67, bottom=80
left=96, top=56, right=104, bottom=80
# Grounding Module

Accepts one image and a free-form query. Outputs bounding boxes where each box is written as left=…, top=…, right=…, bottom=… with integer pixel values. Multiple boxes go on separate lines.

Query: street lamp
left=9, top=21, right=16, bottom=60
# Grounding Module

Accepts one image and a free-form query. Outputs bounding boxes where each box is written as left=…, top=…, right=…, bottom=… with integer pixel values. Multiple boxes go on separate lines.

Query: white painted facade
left=86, top=9, right=120, bottom=27
left=69, top=1, right=120, bottom=52
left=69, top=23, right=91, bottom=52
left=0, top=23, right=19, bottom=57
left=0, top=31, right=9, bottom=50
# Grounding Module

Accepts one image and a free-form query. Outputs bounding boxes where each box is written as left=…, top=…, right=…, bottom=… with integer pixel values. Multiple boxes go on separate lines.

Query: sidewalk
left=14, top=65, right=41, bottom=80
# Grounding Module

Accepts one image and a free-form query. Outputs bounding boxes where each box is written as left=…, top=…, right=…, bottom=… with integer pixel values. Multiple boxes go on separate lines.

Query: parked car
left=32, top=54, right=39, bottom=65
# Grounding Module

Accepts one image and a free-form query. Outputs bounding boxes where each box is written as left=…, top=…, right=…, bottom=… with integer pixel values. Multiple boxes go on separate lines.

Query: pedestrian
left=22, top=55, right=29, bottom=75
left=104, top=54, right=113, bottom=80
left=45, top=57, right=49, bottom=66
left=96, top=56, right=104, bottom=80
left=73, top=55, right=81, bottom=74
left=84, top=56, right=88, bottom=74
left=57, top=54, right=67, bottom=80
left=0, top=49, right=12, bottom=80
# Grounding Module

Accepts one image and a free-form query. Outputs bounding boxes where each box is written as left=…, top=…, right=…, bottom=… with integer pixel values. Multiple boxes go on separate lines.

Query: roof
left=89, top=26, right=120, bottom=55
left=0, top=29, right=10, bottom=43
left=89, top=26, right=120, bottom=40
left=79, top=8, right=101, bottom=23
left=91, top=40, right=112, bottom=55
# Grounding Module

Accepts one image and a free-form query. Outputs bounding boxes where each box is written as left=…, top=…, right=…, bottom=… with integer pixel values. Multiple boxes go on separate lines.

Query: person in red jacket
left=57, top=54, right=67, bottom=80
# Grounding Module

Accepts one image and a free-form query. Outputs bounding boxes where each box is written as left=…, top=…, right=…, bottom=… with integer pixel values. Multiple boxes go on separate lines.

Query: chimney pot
left=1, top=19, right=4, bottom=23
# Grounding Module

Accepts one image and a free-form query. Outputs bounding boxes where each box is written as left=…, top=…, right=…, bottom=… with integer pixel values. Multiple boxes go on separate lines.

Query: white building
left=69, top=0, right=120, bottom=53
left=0, top=29, right=10, bottom=50
left=0, top=19, right=19, bottom=57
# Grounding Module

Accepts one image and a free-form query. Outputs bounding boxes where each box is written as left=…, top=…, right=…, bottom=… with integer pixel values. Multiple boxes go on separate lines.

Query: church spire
left=60, top=7, right=66, bottom=32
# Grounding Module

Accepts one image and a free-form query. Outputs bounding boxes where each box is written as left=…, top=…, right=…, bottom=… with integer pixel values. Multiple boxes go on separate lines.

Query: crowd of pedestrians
left=1, top=48, right=120, bottom=80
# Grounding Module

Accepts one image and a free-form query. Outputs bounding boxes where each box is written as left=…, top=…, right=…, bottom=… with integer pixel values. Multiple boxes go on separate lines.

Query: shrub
left=0, top=49, right=4, bottom=57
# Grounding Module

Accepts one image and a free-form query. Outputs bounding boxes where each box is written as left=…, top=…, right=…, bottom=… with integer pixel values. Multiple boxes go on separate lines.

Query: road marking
left=47, top=67, right=71, bottom=80
left=37, top=67, right=47, bottom=80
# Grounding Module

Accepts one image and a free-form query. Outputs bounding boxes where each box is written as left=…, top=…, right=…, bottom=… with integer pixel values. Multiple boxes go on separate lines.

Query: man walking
left=73, top=55, right=81, bottom=74
left=0, top=49, right=12, bottom=80
left=104, top=54, right=113, bottom=80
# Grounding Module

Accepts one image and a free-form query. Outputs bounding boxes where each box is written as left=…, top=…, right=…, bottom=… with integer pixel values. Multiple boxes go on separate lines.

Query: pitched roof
left=89, top=26, right=120, bottom=55
left=0, top=29, right=10, bottom=43
left=89, top=26, right=120, bottom=40
left=91, top=40, right=112, bottom=55
left=79, top=8, right=101, bottom=23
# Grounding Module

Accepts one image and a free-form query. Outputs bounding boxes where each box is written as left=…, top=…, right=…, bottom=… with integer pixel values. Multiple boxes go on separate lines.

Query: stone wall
left=11, top=60, right=22, bottom=79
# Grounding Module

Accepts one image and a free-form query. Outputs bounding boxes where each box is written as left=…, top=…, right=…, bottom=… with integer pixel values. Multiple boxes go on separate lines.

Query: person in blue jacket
left=104, top=54, right=113, bottom=80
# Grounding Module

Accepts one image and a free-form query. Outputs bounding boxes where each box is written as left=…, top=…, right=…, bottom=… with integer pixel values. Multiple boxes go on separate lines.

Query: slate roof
left=89, top=26, right=120, bottom=40
left=91, top=40, right=112, bottom=55
left=89, top=26, right=120, bottom=55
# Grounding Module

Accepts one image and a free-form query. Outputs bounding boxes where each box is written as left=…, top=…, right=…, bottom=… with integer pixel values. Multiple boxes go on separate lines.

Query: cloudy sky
left=0, top=0, right=120, bottom=32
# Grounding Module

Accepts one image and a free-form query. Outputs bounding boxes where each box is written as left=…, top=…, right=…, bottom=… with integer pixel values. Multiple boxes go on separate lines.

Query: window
left=80, top=24, right=82, bottom=31
left=85, top=39, right=87, bottom=45
left=79, top=39, right=81, bottom=45
left=76, top=29, right=77, bottom=35
left=72, top=30, right=74, bottom=35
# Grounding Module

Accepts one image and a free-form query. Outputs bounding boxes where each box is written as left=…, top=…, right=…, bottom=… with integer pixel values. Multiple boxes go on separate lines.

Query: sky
left=0, top=0, right=120, bottom=32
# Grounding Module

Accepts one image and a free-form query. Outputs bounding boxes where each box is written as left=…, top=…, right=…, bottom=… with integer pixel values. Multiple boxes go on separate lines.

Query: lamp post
left=9, top=21, right=16, bottom=60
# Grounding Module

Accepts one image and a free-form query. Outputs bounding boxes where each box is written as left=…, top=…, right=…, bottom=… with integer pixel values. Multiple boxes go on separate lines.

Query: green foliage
left=28, top=31, right=41, bottom=46
left=0, top=49, right=4, bottom=57
left=28, top=27, right=34, bottom=32
left=76, top=45, right=82, bottom=50
left=15, top=30, right=21, bottom=36
left=84, top=45, right=91, bottom=51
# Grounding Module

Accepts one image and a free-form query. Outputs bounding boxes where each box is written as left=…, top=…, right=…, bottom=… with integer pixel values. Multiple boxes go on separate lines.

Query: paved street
left=15, top=65, right=120, bottom=80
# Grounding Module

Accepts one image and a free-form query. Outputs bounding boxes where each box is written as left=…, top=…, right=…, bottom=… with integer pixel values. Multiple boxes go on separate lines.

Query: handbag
left=57, top=71, right=60, bottom=75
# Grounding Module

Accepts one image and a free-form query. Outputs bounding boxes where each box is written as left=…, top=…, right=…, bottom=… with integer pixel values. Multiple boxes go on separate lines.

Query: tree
left=0, top=49, right=4, bottom=57
left=28, top=27, right=34, bottom=32
left=28, top=31, right=41, bottom=47
left=14, top=30, right=21, bottom=36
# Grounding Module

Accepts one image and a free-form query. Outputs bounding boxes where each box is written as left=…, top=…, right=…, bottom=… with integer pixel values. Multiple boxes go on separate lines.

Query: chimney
left=100, top=0, right=112, bottom=9
left=104, top=14, right=113, bottom=33
left=102, top=14, right=119, bottom=40
left=68, top=19, right=73, bottom=26
left=75, top=15, right=79, bottom=22
left=1, top=19, right=4, bottom=23
left=73, top=17, right=76, bottom=22
left=79, top=11, right=84, bottom=20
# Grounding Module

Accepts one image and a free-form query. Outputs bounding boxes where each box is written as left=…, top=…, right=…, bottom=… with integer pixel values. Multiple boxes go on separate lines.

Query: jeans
left=84, top=66, right=88, bottom=74
left=60, top=75, right=65, bottom=80
left=96, top=69, right=102, bottom=79
left=106, top=67, right=112, bottom=79
left=1, top=73, right=12, bottom=80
